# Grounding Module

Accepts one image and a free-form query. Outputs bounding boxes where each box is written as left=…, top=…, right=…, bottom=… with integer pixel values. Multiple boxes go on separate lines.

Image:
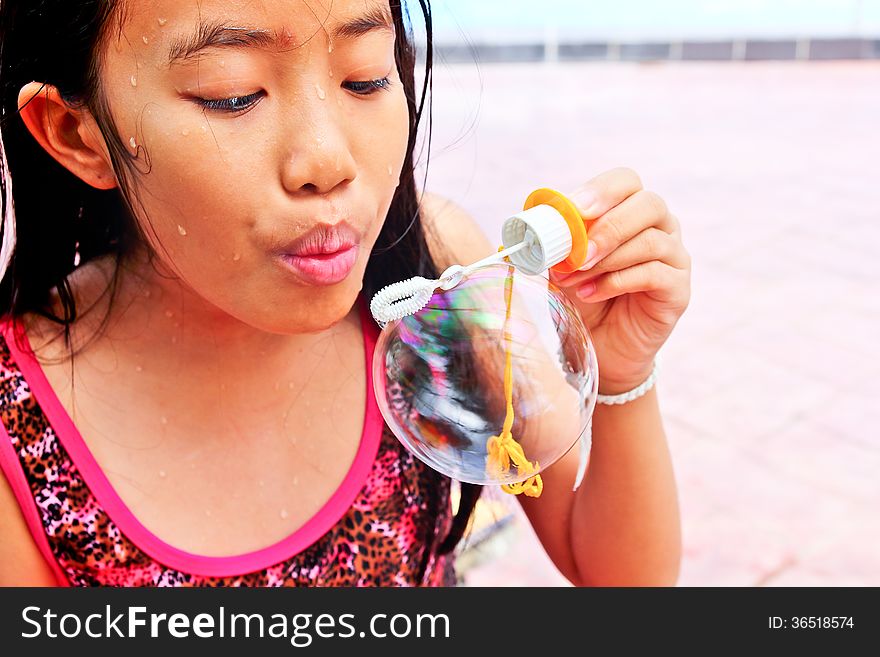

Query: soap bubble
left=373, top=265, right=598, bottom=486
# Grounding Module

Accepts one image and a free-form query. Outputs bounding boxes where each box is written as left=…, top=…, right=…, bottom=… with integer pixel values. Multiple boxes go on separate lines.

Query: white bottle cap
left=501, top=204, right=573, bottom=275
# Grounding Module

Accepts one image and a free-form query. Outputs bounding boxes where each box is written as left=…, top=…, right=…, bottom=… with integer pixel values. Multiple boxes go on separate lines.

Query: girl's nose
left=279, top=97, right=357, bottom=196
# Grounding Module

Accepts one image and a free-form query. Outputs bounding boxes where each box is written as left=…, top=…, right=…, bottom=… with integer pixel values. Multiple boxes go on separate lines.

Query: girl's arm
left=0, top=470, right=60, bottom=586
left=517, top=386, right=681, bottom=586
left=420, top=191, right=682, bottom=587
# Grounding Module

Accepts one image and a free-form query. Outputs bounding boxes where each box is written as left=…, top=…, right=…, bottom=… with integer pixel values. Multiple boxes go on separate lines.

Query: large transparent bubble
left=372, top=265, right=598, bottom=486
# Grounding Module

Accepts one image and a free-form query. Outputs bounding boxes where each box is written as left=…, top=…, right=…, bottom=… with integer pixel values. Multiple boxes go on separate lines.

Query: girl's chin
left=256, top=289, right=363, bottom=335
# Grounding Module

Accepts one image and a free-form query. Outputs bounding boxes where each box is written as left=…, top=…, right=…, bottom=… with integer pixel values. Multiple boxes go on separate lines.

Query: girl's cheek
left=136, top=112, right=227, bottom=182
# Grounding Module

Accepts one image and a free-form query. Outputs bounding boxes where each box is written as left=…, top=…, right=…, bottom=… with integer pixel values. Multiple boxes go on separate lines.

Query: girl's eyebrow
left=167, top=5, right=393, bottom=65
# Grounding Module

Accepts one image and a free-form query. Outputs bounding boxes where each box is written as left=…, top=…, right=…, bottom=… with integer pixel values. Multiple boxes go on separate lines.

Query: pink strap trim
left=1, top=295, right=383, bottom=578
left=0, top=422, right=71, bottom=586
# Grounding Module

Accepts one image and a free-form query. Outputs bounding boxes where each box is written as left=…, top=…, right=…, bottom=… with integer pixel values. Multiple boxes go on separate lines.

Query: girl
left=0, top=0, right=690, bottom=586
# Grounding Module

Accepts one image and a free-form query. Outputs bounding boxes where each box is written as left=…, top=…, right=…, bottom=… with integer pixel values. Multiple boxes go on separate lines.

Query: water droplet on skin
left=328, top=41, right=334, bottom=53
left=165, top=310, right=174, bottom=318
left=335, top=156, right=341, bottom=172
left=129, top=137, right=137, bottom=149
left=161, top=416, right=168, bottom=425
left=158, top=17, right=167, bottom=26
left=181, top=128, right=190, bottom=136
left=232, top=252, right=241, bottom=261
left=177, top=225, right=187, bottom=236
left=135, top=365, right=143, bottom=372
left=388, top=165, right=393, bottom=176
left=130, top=75, right=137, bottom=87
left=200, top=125, right=208, bottom=133
left=280, top=508, right=289, bottom=519
left=218, top=60, right=225, bottom=68
left=142, top=35, right=149, bottom=45
left=315, top=83, right=326, bottom=100
left=158, top=470, right=166, bottom=478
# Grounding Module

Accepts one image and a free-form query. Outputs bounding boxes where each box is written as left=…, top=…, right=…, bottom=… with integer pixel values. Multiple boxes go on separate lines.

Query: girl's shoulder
left=0, top=456, right=60, bottom=585
left=420, top=192, right=495, bottom=271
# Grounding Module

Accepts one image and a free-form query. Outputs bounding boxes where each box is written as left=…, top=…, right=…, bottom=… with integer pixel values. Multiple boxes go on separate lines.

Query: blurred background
left=416, top=0, right=880, bottom=586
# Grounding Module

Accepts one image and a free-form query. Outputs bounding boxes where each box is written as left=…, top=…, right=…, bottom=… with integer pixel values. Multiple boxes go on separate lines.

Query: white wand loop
left=369, top=240, right=531, bottom=329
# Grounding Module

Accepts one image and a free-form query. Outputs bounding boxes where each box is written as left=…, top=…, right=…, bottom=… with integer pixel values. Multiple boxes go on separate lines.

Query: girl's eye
left=190, top=77, right=390, bottom=113
left=193, top=90, right=265, bottom=113
left=343, top=77, right=392, bottom=96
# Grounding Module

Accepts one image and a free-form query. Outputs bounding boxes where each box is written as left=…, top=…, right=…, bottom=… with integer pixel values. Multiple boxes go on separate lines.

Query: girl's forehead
left=113, top=0, right=392, bottom=49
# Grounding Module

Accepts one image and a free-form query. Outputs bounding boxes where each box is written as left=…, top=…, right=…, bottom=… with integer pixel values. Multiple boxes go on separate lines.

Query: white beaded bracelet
left=596, top=357, right=660, bottom=405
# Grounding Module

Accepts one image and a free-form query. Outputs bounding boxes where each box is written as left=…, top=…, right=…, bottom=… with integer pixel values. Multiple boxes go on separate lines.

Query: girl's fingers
left=574, top=259, right=690, bottom=305
left=570, top=167, right=645, bottom=219
left=577, top=190, right=678, bottom=272
left=550, top=226, right=686, bottom=287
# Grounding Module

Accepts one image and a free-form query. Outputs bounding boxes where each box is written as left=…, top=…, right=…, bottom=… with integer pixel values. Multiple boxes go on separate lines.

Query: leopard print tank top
left=0, top=295, right=456, bottom=586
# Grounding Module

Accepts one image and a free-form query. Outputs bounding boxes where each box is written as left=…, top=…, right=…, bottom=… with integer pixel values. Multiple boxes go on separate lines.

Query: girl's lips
left=281, top=221, right=360, bottom=257
left=278, top=246, right=358, bottom=286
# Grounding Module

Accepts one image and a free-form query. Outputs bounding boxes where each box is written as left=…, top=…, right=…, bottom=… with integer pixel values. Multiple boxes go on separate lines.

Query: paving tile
left=741, top=418, right=880, bottom=507
left=674, top=354, right=835, bottom=444
left=717, top=309, right=880, bottom=390
left=763, top=512, right=880, bottom=586
left=679, top=511, right=798, bottom=586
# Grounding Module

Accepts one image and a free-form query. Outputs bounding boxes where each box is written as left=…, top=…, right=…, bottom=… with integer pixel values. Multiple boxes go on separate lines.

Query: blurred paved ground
left=421, top=60, right=880, bottom=586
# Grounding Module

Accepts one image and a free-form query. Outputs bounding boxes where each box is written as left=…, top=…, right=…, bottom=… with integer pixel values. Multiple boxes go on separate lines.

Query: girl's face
left=100, top=0, right=408, bottom=333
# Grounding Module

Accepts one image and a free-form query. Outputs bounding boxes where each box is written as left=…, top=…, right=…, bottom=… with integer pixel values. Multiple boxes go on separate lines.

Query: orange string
left=485, top=246, right=543, bottom=498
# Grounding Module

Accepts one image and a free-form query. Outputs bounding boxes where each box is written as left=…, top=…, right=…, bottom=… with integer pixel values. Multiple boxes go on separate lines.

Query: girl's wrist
left=596, top=353, right=662, bottom=403
left=597, top=367, right=655, bottom=396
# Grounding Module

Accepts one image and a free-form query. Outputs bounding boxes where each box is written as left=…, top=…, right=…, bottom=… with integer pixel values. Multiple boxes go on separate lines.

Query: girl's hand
left=549, top=168, right=692, bottom=395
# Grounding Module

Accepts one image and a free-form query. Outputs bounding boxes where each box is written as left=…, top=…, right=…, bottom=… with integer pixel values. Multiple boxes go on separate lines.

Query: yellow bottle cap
left=523, top=188, right=589, bottom=274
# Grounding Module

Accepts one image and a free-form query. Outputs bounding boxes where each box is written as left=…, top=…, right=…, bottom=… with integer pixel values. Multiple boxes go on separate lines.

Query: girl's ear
left=17, top=82, right=118, bottom=191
